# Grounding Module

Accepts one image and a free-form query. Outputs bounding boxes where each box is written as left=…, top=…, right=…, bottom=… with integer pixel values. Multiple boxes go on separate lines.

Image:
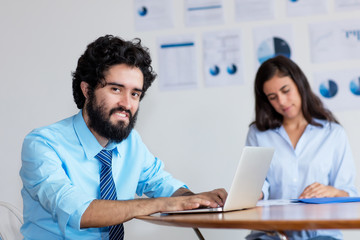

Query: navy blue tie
left=96, top=149, right=124, bottom=240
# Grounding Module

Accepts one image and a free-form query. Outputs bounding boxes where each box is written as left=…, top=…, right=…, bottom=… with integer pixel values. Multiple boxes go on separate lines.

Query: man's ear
left=80, top=81, right=90, bottom=99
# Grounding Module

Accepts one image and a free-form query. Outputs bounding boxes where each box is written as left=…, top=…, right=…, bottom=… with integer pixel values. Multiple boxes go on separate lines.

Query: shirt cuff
left=67, top=199, right=94, bottom=231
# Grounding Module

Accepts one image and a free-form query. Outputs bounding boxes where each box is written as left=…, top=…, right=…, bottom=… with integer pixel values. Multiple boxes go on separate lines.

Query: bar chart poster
left=313, top=69, right=360, bottom=111
left=202, top=30, right=244, bottom=87
left=253, top=24, right=294, bottom=67
left=184, top=0, right=224, bottom=27
left=157, top=35, right=198, bottom=91
left=309, top=19, right=360, bottom=63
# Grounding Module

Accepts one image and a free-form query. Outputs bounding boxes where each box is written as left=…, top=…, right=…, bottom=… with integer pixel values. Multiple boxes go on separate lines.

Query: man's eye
left=132, top=92, right=141, bottom=97
left=112, top=87, right=120, bottom=92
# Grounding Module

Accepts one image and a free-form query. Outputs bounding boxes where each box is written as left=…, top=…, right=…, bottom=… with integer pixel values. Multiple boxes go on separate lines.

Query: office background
left=1, top=0, right=360, bottom=239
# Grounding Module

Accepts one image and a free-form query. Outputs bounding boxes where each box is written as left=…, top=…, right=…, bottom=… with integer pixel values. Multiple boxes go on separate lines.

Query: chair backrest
left=0, top=201, right=23, bottom=240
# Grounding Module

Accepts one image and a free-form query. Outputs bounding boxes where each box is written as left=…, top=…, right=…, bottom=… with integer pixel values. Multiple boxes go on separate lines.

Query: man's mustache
left=109, top=107, right=133, bottom=119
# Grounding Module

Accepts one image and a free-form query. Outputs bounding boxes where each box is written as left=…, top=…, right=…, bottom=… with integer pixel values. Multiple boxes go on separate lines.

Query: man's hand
left=298, top=182, right=349, bottom=199
left=170, top=188, right=227, bottom=210
left=194, top=188, right=227, bottom=207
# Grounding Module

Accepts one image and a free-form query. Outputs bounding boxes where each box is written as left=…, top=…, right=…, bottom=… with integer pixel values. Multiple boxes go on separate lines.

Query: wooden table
left=136, top=202, right=360, bottom=239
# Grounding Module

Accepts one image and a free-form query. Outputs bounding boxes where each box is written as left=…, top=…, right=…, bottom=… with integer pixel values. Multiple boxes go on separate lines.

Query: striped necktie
left=96, top=149, right=124, bottom=240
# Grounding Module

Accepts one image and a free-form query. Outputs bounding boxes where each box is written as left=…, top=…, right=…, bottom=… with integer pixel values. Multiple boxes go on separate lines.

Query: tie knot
left=95, top=149, right=113, bottom=167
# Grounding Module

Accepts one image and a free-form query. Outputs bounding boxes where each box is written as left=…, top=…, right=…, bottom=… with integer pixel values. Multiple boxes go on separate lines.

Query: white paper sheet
left=335, top=0, right=360, bottom=11
left=134, top=0, right=174, bottom=31
left=202, top=30, right=244, bottom=87
left=309, top=19, right=360, bottom=63
left=313, top=69, right=360, bottom=111
left=234, top=0, right=275, bottom=22
left=184, top=0, right=224, bottom=27
left=157, top=35, right=198, bottom=91
left=253, top=24, right=294, bottom=68
left=286, top=0, right=328, bottom=17
left=257, top=199, right=299, bottom=206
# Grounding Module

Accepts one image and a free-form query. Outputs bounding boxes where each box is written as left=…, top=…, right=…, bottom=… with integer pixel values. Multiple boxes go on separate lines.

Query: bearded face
left=86, top=91, right=138, bottom=143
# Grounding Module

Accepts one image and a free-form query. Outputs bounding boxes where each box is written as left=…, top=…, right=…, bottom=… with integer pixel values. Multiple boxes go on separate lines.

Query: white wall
left=1, top=0, right=359, bottom=239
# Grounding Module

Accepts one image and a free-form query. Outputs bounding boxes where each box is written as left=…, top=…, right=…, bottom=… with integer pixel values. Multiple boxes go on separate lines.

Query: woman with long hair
left=246, top=56, right=358, bottom=240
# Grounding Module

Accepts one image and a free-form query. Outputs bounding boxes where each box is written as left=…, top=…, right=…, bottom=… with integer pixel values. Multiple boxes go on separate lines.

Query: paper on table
left=256, top=199, right=299, bottom=206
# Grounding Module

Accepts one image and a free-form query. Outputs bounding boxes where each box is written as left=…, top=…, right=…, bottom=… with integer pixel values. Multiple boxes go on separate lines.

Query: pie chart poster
left=253, top=24, right=294, bottom=68
left=313, top=69, right=360, bottom=111
left=202, top=30, right=244, bottom=87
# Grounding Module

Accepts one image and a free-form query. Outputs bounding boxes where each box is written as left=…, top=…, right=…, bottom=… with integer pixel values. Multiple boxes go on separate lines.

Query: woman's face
left=263, top=74, right=303, bottom=122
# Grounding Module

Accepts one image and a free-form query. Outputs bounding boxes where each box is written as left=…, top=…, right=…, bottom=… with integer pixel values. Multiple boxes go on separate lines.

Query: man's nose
left=118, top=93, right=131, bottom=110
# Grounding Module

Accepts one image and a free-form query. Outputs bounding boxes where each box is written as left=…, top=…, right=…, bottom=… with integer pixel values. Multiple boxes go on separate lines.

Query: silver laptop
left=162, top=146, right=274, bottom=214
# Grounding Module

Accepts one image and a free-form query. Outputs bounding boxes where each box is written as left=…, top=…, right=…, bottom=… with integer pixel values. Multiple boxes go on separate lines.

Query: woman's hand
left=298, top=182, right=349, bottom=199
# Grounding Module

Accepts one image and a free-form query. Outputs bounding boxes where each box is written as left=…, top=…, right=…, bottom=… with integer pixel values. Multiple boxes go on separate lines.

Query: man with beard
left=20, top=35, right=227, bottom=240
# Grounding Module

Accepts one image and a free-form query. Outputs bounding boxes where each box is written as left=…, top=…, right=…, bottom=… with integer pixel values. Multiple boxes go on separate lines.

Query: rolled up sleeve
left=20, top=134, right=95, bottom=234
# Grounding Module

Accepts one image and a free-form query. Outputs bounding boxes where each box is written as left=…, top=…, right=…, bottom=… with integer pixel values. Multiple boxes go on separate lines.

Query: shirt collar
left=73, top=110, right=124, bottom=159
left=274, top=119, right=323, bottom=136
left=73, top=110, right=103, bottom=160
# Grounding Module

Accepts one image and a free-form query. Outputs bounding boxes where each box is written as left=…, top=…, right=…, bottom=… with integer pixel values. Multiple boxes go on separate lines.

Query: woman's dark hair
left=72, top=35, right=157, bottom=109
left=253, top=55, right=338, bottom=131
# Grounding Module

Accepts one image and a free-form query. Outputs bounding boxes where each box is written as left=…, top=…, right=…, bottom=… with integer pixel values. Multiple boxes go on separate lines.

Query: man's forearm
left=81, top=187, right=227, bottom=229
left=80, top=198, right=162, bottom=228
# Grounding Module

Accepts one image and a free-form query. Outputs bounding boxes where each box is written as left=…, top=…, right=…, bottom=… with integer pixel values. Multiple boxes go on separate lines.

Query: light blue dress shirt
left=20, top=111, right=186, bottom=240
left=245, top=119, right=358, bottom=240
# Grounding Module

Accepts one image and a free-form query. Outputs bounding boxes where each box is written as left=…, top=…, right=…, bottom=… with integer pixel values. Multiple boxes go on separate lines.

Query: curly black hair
left=72, top=35, right=157, bottom=109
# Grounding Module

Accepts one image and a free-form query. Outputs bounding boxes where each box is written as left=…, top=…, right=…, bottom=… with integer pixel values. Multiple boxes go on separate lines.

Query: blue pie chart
left=138, top=6, right=148, bottom=16
left=350, top=76, right=360, bottom=96
left=227, top=64, right=237, bottom=75
left=209, top=65, right=220, bottom=76
left=319, top=80, right=338, bottom=98
left=257, top=37, right=291, bottom=64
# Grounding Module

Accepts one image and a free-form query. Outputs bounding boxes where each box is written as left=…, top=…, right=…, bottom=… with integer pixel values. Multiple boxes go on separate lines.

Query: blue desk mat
left=292, top=197, right=360, bottom=204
